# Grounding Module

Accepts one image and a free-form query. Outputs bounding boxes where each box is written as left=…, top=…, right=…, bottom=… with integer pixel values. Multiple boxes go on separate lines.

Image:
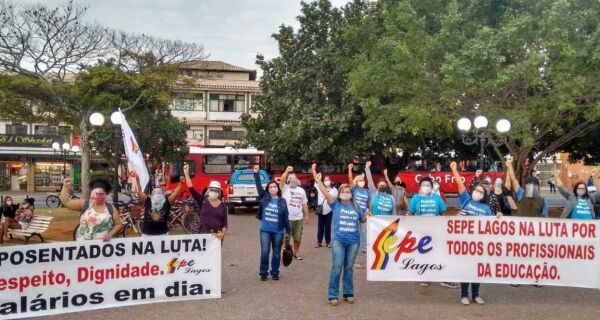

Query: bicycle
left=136, top=197, right=200, bottom=234
left=46, top=189, right=80, bottom=208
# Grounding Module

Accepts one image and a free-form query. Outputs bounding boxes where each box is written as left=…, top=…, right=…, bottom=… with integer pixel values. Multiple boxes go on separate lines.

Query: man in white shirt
left=280, top=167, right=309, bottom=260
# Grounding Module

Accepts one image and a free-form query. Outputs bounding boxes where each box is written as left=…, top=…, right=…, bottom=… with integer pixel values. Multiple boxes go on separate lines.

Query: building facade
left=170, top=61, right=260, bottom=147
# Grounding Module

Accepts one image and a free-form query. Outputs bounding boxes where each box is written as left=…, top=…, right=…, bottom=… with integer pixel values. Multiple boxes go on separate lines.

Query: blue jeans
left=317, top=213, right=332, bottom=244
left=460, top=283, right=480, bottom=299
left=259, top=231, right=284, bottom=277
left=328, top=240, right=359, bottom=300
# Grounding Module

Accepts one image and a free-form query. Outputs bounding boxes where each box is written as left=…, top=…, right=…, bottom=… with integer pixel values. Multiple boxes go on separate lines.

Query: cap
left=525, top=177, right=540, bottom=185
left=208, top=181, right=222, bottom=190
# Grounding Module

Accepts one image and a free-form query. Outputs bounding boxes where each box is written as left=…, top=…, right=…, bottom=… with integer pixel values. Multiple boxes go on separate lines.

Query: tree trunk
left=79, top=118, right=91, bottom=200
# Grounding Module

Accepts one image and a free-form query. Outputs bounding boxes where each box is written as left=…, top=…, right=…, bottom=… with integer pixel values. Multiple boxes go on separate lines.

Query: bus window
left=170, top=160, right=196, bottom=183
left=204, top=155, right=232, bottom=174
left=233, top=155, right=261, bottom=170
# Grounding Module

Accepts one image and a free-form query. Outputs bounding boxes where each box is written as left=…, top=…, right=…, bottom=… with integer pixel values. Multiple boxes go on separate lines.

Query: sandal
left=314, top=243, right=322, bottom=248
left=293, top=253, right=303, bottom=260
left=329, top=299, right=339, bottom=306
left=326, top=244, right=332, bottom=248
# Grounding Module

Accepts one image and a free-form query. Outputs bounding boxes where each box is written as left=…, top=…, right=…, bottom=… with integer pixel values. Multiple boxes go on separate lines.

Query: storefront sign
left=367, top=216, right=600, bottom=288
left=0, top=234, right=222, bottom=319
left=0, top=134, right=57, bottom=148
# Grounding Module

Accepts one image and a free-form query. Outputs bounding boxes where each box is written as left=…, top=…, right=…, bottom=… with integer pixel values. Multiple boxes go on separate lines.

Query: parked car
left=226, top=169, right=269, bottom=214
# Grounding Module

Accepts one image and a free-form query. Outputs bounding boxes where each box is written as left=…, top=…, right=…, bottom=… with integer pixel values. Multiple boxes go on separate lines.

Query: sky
left=28, top=0, right=353, bottom=71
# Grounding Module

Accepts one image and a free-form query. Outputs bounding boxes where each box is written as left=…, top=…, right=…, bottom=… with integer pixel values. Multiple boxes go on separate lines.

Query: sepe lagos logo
left=166, top=255, right=211, bottom=276
left=371, top=219, right=438, bottom=273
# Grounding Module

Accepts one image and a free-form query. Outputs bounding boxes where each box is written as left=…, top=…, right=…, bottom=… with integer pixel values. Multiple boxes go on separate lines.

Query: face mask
left=91, top=193, right=106, bottom=205
left=420, top=185, right=432, bottom=195
left=208, top=190, right=220, bottom=199
left=472, top=191, right=484, bottom=202
left=378, top=186, right=387, bottom=193
left=357, top=181, right=365, bottom=188
left=289, top=178, right=301, bottom=188
left=494, top=182, right=503, bottom=189
left=269, top=187, right=279, bottom=195
left=577, top=189, right=587, bottom=197
left=324, top=180, right=331, bottom=187
left=339, top=193, right=352, bottom=201
left=151, top=189, right=166, bottom=210
left=525, top=184, right=537, bottom=198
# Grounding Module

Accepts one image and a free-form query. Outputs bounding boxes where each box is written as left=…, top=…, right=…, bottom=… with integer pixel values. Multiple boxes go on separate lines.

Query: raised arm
left=383, top=169, right=393, bottom=189
left=347, top=163, right=355, bottom=188
left=183, top=163, right=194, bottom=188
left=184, top=164, right=205, bottom=203
left=450, top=162, right=466, bottom=194
left=279, top=166, right=293, bottom=190
left=313, top=163, right=334, bottom=205
left=365, top=161, right=377, bottom=195
left=468, top=170, right=483, bottom=193
left=253, top=165, right=265, bottom=198
left=130, top=171, right=148, bottom=204
left=554, top=170, right=572, bottom=200
left=168, top=177, right=184, bottom=204
left=505, top=157, right=520, bottom=192
left=60, top=178, right=85, bottom=211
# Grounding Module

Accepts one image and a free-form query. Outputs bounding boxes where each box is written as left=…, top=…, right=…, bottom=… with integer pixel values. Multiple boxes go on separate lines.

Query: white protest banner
left=120, top=110, right=150, bottom=192
left=0, top=234, right=221, bottom=319
left=367, top=216, right=600, bottom=288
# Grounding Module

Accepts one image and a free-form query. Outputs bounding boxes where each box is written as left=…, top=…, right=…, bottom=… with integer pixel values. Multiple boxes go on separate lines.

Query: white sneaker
left=440, top=282, right=459, bottom=289
left=420, top=282, right=430, bottom=287
left=474, top=296, right=485, bottom=305
left=461, top=297, right=470, bottom=305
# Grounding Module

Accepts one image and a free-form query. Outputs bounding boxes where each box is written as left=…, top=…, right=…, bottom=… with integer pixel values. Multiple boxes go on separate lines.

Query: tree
left=0, top=1, right=205, bottom=196
left=241, top=0, right=375, bottom=164
left=347, top=0, right=600, bottom=179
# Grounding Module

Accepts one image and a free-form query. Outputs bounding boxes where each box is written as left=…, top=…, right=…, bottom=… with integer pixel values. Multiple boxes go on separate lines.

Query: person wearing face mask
left=313, top=163, right=369, bottom=306
left=365, top=161, right=395, bottom=216
left=1, top=198, right=32, bottom=244
left=183, top=164, right=227, bottom=240
left=432, top=181, right=448, bottom=203
left=61, top=178, right=122, bottom=241
left=254, top=165, right=291, bottom=281
left=383, top=171, right=409, bottom=215
left=347, top=163, right=371, bottom=253
left=450, top=161, right=500, bottom=305
left=130, top=169, right=184, bottom=236
left=314, top=171, right=339, bottom=248
left=407, top=177, right=446, bottom=216
left=279, top=166, right=309, bottom=260
left=505, top=157, right=548, bottom=217
left=554, top=169, right=599, bottom=220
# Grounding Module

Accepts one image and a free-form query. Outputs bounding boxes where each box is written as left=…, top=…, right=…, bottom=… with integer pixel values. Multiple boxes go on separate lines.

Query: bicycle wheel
left=46, top=195, right=61, bottom=208
left=182, top=211, right=199, bottom=234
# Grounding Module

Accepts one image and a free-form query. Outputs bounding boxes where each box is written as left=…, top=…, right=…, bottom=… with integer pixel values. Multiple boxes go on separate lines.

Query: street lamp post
left=52, top=141, right=80, bottom=180
left=89, top=111, right=123, bottom=204
left=457, top=116, right=511, bottom=170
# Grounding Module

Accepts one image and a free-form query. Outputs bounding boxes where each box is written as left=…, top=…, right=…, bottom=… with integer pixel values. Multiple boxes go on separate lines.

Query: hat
left=208, top=181, right=222, bottom=190
left=525, top=177, right=540, bottom=185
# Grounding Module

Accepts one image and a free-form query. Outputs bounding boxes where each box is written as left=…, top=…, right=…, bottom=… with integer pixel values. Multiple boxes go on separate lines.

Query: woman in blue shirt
left=314, top=163, right=369, bottom=306
left=365, top=161, right=395, bottom=215
left=348, top=163, right=371, bottom=253
left=253, top=165, right=291, bottom=281
left=554, top=169, right=599, bottom=220
left=451, top=162, right=501, bottom=306
left=407, top=177, right=447, bottom=216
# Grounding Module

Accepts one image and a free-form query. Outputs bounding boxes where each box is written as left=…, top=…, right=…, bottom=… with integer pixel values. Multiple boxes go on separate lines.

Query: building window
left=186, top=130, right=204, bottom=140
left=34, top=125, right=58, bottom=135
left=209, top=130, right=244, bottom=140
left=5, top=124, right=28, bottom=135
left=171, top=93, right=203, bottom=111
left=209, top=94, right=245, bottom=112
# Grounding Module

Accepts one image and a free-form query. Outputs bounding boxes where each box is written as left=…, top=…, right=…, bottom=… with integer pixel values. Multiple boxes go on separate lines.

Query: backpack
left=81, top=201, right=114, bottom=216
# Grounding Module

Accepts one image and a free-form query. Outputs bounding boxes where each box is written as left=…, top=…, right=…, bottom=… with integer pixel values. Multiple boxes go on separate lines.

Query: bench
left=7, top=216, right=54, bottom=244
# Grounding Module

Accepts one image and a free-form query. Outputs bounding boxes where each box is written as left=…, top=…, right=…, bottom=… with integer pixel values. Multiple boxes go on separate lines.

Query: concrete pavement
left=33, top=208, right=600, bottom=320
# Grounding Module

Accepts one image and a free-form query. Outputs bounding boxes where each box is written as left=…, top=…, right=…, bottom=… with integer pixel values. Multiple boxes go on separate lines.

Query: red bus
left=165, top=147, right=504, bottom=197
left=164, top=147, right=265, bottom=198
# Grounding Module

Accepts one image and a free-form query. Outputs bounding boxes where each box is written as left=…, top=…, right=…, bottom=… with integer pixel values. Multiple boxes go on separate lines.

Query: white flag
left=119, top=110, right=149, bottom=192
